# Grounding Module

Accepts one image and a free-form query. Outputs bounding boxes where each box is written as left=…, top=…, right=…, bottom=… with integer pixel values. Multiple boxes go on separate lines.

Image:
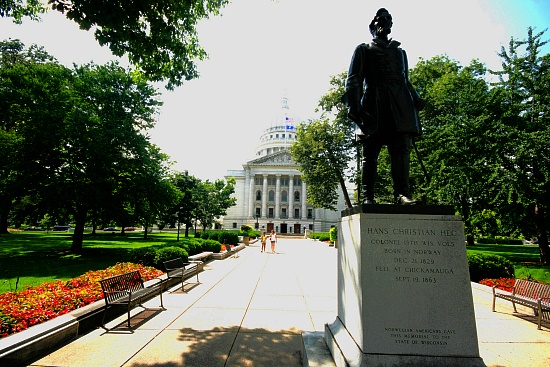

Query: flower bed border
left=0, top=266, right=204, bottom=366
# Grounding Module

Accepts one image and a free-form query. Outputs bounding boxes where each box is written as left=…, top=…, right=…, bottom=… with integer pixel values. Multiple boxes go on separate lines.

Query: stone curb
left=0, top=260, right=214, bottom=366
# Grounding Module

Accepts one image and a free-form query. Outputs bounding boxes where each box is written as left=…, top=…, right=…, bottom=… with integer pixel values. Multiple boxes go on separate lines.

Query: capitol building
left=222, top=97, right=346, bottom=234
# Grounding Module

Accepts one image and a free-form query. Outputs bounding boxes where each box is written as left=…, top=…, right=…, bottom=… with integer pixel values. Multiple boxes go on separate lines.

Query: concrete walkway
left=28, top=238, right=549, bottom=367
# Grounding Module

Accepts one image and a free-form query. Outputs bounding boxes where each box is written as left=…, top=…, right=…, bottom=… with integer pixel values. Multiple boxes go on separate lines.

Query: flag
left=285, top=116, right=295, bottom=130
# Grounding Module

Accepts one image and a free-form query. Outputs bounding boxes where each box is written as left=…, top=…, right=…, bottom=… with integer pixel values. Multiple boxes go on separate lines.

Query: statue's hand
left=348, top=110, right=372, bottom=135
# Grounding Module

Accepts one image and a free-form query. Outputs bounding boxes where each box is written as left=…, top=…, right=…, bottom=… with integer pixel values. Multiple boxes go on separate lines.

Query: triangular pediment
left=247, top=150, right=296, bottom=166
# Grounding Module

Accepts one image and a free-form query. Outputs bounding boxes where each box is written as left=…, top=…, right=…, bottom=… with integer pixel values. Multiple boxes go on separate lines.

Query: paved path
left=28, top=238, right=549, bottom=367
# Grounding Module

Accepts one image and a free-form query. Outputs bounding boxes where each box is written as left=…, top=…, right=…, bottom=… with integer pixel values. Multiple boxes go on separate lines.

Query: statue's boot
left=390, top=150, right=419, bottom=205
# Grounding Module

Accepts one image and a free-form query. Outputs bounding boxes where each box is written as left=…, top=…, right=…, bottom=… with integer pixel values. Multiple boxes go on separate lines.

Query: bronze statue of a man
left=343, top=8, right=424, bottom=205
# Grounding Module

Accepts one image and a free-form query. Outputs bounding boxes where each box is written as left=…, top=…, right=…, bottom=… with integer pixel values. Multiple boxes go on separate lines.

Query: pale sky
left=1, top=0, right=549, bottom=181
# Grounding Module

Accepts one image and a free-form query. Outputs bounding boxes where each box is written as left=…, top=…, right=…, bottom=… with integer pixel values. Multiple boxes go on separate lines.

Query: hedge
left=467, top=253, right=515, bottom=282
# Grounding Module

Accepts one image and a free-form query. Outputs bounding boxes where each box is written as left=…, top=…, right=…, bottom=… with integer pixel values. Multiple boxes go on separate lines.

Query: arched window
left=294, top=191, right=300, bottom=201
left=268, top=190, right=275, bottom=202
left=256, top=190, right=261, bottom=201
left=281, top=190, right=288, bottom=202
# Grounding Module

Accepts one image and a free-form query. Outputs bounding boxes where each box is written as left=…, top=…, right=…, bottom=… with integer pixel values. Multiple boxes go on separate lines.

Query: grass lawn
left=466, top=243, right=550, bottom=283
left=0, top=231, right=183, bottom=294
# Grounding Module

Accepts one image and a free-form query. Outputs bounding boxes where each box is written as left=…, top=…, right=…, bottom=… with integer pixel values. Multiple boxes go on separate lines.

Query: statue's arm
left=343, top=44, right=366, bottom=122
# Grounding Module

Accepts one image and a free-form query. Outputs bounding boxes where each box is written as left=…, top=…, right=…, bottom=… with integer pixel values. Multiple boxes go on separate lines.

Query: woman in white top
left=270, top=230, right=277, bottom=253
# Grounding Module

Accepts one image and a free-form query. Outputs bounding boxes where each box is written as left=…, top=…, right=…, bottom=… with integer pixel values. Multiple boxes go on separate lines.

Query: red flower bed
left=0, top=263, right=163, bottom=338
left=478, top=278, right=516, bottom=292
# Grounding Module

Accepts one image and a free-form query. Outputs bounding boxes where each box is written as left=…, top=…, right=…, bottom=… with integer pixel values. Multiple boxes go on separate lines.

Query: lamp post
left=255, top=214, right=259, bottom=229
left=312, top=216, right=316, bottom=232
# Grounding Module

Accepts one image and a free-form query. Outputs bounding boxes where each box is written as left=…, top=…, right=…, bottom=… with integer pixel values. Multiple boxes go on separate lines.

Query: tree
left=2, top=0, right=229, bottom=89
left=0, top=40, right=72, bottom=233
left=194, top=178, right=236, bottom=231
left=291, top=119, right=353, bottom=210
left=121, top=144, right=178, bottom=240
left=62, top=61, right=163, bottom=251
left=491, top=27, right=550, bottom=263
left=291, top=72, right=355, bottom=210
left=0, top=50, right=164, bottom=250
left=0, top=0, right=45, bottom=23
left=168, top=171, right=201, bottom=238
left=409, top=56, right=501, bottom=244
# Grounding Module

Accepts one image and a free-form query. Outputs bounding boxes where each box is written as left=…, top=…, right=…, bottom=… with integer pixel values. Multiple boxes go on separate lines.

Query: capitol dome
left=254, top=96, right=299, bottom=157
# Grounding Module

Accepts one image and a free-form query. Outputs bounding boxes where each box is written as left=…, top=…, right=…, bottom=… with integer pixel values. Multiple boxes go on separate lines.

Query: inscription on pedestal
left=337, top=213, right=480, bottom=358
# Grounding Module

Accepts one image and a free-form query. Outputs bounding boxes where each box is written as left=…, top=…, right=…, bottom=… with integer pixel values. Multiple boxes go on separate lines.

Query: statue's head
left=369, top=8, right=393, bottom=38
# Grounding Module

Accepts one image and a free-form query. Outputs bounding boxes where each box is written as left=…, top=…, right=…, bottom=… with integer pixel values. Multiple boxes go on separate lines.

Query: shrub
left=207, top=231, right=220, bottom=242
left=200, top=231, right=210, bottom=240
left=154, top=247, right=188, bottom=267
left=129, top=247, right=158, bottom=266
left=329, top=227, right=338, bottom=243
left=220, top=231, right=239, bottom=246
left=476, top=237, right=524, bottom=245
left=309, top=232, right=331, bottom=242
left=202, top=239, right=222, bottom=253
left=239, top=225, right=255, bottom=237
left=467, top=253, right=515, bottom=282
left=182, top=238, right=201, bottom=255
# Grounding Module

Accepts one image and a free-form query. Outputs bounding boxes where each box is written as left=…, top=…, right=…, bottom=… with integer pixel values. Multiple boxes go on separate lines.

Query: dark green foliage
left=476, top=237, right=524, bottom=245
left=129, top=247, right=158, bottom=266
left=202, top=239, right=222, bottom=253
left=128, top=236, right=225, bottom=267
left=154, top=246, right=188, bottom=267
left=329, top=227, right=338, bottom=243
left=206, top=231, right=220, bottom=242
left=183, top=238, right=201, bottom=256
left=239, top=225, right=255, bottom=237
left=219, top=231, right=239, bottom=246
left=309, top=232, right=331, bottom=242
left=467, top=253, right=515, bottom=282
left=199, top=230, right=239, bottom=245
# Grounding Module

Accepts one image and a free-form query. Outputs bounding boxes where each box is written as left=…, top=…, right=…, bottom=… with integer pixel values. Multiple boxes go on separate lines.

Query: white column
left=301, top=179, right=307, bottom=220
left=248, top=173, right=255, bottom=217
left=288, top=174, right=294, bottom=219
left=262, top=174, right=268, bottom=218
left=245, top=169, right=250, bottom=217
left=275, top=174, right=281, bottom=219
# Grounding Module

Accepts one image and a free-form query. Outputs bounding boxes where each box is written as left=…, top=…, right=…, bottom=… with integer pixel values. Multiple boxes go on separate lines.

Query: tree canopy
left=2, top=0, right=230, bottom=89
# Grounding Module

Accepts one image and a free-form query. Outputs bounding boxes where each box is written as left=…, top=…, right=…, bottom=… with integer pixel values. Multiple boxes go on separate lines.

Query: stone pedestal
left=325, top=206, right=485, bottom=367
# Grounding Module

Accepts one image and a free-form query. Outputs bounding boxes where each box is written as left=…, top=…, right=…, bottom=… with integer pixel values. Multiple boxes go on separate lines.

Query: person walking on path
left=261, top=231, right=267, bottom=252
left=270, top=230, right=277, bottom=253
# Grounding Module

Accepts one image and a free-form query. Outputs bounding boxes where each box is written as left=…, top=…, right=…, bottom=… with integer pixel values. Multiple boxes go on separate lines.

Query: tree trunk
left=534, top=203, right=550, bottom=264
left=0, top=202, right=11, bottom=234
left=143, top=218, right=149, bottom=240
left=71, top=209, right=87, bottom=253
left=459, top=197, right=475, bottom=246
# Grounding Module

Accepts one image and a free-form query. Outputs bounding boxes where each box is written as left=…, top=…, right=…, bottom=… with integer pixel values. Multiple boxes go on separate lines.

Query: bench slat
left=163, top=257, right=200, bottom=292
left=493, top=279, right=550, bottom=330
left=99, top=270, right=164, bottom=329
